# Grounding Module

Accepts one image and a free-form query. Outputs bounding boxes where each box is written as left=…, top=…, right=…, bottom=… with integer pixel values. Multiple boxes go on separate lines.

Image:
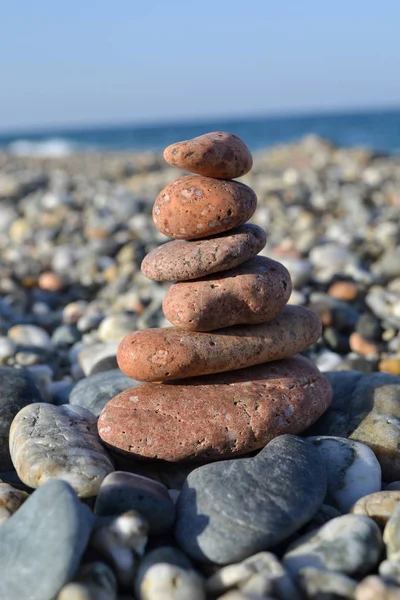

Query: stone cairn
left=98, top=132, right=332, bottom=462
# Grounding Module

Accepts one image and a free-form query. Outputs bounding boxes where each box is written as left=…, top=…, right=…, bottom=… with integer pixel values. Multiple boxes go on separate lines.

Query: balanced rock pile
left=98, top=132, right=332, bottom=462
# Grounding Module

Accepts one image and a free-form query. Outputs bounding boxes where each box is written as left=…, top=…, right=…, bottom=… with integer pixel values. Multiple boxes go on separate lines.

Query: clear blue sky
left=1, top=0, right=399, bottom=131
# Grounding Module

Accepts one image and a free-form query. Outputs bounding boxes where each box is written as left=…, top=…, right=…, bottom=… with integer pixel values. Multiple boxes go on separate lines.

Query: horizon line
left=0, top=103, right=399, bottom=138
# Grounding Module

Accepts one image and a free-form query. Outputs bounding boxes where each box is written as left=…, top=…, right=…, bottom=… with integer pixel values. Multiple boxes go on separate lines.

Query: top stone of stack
left=163, top=131, right=253, bottom=179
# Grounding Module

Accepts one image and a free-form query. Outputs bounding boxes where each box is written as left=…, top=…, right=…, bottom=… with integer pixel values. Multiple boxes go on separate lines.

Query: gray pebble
left=283, top=514, right=383, bottom=578
left=0, top=480, right=94, bottom=600
left=69, top=370, right=137, bottom=416
left=175, top=435, right=326, bottom=564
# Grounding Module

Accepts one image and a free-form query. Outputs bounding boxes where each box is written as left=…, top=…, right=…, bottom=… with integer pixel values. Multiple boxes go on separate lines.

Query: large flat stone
left=98, top=355, right=332, bottom=462
left=117, top=305, right=322, bottom=382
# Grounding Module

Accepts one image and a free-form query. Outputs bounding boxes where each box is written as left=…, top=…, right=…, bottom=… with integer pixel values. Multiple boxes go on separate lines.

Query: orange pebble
left=38, top=271, right=65, bottom=292
left=379, top=358, right=400, bottom=376
left=349, top=332, right=380, bottom=357
left=328, top=281, right=359, bottom=301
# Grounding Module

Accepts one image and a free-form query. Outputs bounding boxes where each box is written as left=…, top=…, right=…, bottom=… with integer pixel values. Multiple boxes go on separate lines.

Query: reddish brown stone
left=152, top=175, right=257, bottom=240
left=141, top=224, right=266, bottom=282
left=98, top=355, right=332, bottom=462
left=163, top=131, right=253, bottom=179
left=162, top=256, right=292, bottom=331
left=117, top=305, right=321, bottom=382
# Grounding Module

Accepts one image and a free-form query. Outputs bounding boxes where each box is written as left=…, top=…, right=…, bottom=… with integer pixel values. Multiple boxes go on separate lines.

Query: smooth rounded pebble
left=94, top=471, right=176, bottom=534
left=57, top=562, right=117, bottom=600
left=283, top=514, right=383, bottom=578
left=0, top=480, right=94, bottom=600
left=99, top=355, right=332, bottom=462
left=69, top=369, right=138, bottom=416
left=163, top=256, right=292, bottom=331
left=134, top=546, right=203, bottom=600
left=10, top=403, right=114, bottom=497
left=384, top=503, right=400, bottom=558
left=307, top=436, right=382, bottom=512
left=0, top=367, right=42, bottom=469
left=306, top=370, right=400, bottom=481
left=141, top=224, right=266, bottom=282
left=152, top=175, right=257, bottom=240
left=0, top=481, right=29, bottom=523
left=174, top=435, right=327, bottom=564
left=205, top=552, right=300, bottom=599
left=351, top=491, right=400, bottom=526
left=355, top=576, right=400, bottom=600
left=163, top=131, right=253, bottom=179
left=297, top=567, right=357, bottom=600
left=117, top=305, right=321, bottom=382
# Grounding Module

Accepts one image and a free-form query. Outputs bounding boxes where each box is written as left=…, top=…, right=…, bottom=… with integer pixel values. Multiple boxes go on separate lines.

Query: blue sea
left=1, top=108, right=400, bottom=157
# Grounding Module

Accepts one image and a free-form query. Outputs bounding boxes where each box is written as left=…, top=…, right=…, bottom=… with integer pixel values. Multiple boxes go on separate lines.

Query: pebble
left=0, top=480, right=94, bottom=600
left=162, top=256, right=292, bottom=331
left=0, top=367, right=42, bottom=469
left=307, top=436, right=381, bottom=512
left=8, top=324, right=51, bottom=348
left=379, top=357, right=400, bottom=376
left=91, top=510, right=148, bottom=588
left=77, top=342, right=119, bottom=376
left=117, top=305, right=322, bottom=381
left=328, top=280, right=360, bottom=301
left=307, top=370, right=400, bottom=481
left=141, top=224, right=266, bottom=281
left=97, top=313, right=138, bottom=343
left=349, top=332, right=380, bottom=357
left=174, top=435, right=327, bottom=564
left=10, top=403, right=114, bottom=497
left=0, top=337, right=16, bottom=363
left=297, top=567, right=357, bottom=600
left=135, top=547, right=205, bottom=599
left=205, top=552, right=300, bottom=599
left=94, top=471, right=175, bottom=534
left=351, top=491, right=400, bottom=525
left=56, top=562, right=117, bottom=600
left=99, top=356, right=332, bottom=461
left=163, top=131, right=253, bottom=178
left=152, top=175, right=257, bottom=239
left=69, top=369, right=137, bottom=416
left=384, top=502, right=400, bottom=558
left=355, top=576, right=400, bottom=600
left=283, top=514, right=383, bottom=578
left=0, top=480, right=29, bottom=523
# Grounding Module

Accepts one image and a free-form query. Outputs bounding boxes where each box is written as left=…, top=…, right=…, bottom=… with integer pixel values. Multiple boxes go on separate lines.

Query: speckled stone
left=99, top=355, right=332, bottom=462
left=351, top=491, right=400, bottom=526
left=141, top=224, right=266, bottom=282
left=152, top=175, right=257, bottom=240
left=117, top=305, right=322, bottom=382
left=10, top=403, right=114, bottom=497
left=174, top=435, right=327, bottom=564
left=163, top=132, right=253, bottom=179
left=283, top=515, right=383, bottom=578
left=163, top=256, right=292, bottom=331
left=0, top=480, right=94, bottom=600
left=94, top=471, right=176, bottom=534
left=306, top=370, right=400, bottom=481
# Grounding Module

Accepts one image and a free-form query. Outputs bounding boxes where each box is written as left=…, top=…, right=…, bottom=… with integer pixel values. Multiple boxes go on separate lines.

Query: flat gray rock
left=306, top=370, right=400, bottom=481
left=175, top=435, right=327, bottom=564
left=0, top=367, right=42, bottom=469
left=0, top=480, right=94, bottom=600
left=283, top=514, right=383, bottom=578
left=94, top=471, right=176, bottom=534
left=69, top=369, right=137, bottom=416
left=10, top=403, right=114, bottom=497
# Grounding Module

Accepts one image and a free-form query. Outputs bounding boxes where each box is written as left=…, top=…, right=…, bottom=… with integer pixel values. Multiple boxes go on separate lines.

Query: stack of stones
left=98, top=132, right=332, bottom=463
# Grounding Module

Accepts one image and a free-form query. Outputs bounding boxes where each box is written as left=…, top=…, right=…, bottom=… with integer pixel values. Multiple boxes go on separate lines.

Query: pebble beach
left=1, top=133, right=400, bottom=599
